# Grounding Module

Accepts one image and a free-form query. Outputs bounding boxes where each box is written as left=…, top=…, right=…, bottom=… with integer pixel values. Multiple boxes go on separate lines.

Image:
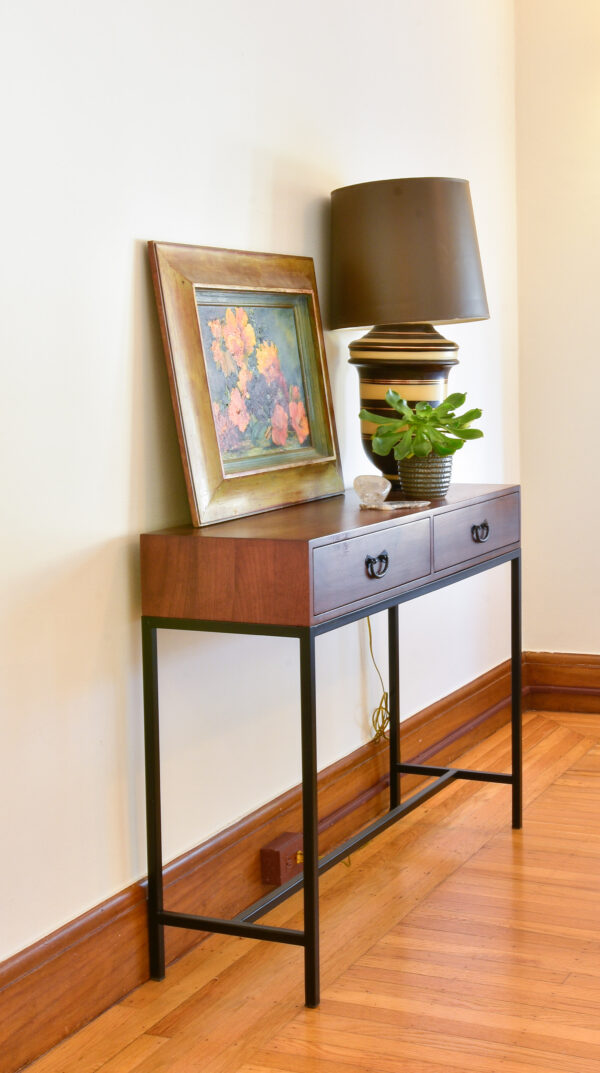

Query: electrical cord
left=366, top=616, right=390, bottom=741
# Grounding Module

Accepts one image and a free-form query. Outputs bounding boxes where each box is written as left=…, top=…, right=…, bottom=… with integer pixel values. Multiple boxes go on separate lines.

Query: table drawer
left=313, top=517, right=431, bottom=615
left=433, top=492, right=520, bottom=572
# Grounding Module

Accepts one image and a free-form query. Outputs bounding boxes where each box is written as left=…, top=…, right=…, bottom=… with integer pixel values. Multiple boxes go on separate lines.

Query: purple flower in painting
left=212, top=402, right=242, bottom=452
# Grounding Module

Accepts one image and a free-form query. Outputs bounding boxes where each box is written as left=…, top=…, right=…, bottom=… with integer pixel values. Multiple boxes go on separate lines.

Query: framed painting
left=149, top=242, right=344, bottom=526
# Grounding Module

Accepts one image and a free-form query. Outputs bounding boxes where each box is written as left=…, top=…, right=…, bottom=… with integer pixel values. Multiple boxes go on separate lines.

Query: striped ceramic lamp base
left=350, top=324, right=459, bottom=492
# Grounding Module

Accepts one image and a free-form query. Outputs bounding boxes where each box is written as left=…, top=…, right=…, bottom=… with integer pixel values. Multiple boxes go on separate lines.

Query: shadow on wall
left=128, top=238, right=190, bottom=536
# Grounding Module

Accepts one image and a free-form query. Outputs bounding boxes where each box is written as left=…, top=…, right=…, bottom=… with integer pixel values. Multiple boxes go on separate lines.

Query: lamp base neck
left=348, top=323, right=459, bottom=366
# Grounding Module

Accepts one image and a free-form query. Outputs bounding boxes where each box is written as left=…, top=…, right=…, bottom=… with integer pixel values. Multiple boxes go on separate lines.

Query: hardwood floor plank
left=568, top=744, right=600, bottom=771
left=388, top=912, right=600, bottom=976
left=93, top=1035, right=170, bottom=1073
left=265, top=1005, right=600, bottom=1073
left=341, top=961, right=600, bottom=1024
left=381, top=917, right=598, bottom=970
left=240, top=1049, right=482, bottom=1073
left=359, top=947, right=568, bottom=988
left=539, top=711, right=600, bottom=740
left=317, top=985, right=600, bottom=1050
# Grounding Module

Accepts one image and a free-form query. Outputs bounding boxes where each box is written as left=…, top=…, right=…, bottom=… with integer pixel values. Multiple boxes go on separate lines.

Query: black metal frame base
left=142, top=551, right=522, bottom=1008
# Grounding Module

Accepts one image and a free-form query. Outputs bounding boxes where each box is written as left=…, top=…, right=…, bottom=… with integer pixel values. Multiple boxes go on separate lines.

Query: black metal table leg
left=142, top=619, right=166, bottom=978
left=511, top=554, right=523, bottom=829
left=300, top=629, right=319, bottom=1007
left=388, top=606, right=400, bottom=810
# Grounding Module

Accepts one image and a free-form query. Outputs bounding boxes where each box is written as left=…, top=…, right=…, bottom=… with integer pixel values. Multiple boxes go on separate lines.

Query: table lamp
left=330, top=177, right=489, bottom=490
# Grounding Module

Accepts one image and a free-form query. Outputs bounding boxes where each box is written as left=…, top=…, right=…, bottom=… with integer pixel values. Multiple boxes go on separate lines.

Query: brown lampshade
left=330, top=177, right=489, bottom=330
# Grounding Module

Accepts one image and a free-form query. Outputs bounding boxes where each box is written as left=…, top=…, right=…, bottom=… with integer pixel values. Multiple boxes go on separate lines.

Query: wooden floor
left=25, top=710, right=600, bottom=1073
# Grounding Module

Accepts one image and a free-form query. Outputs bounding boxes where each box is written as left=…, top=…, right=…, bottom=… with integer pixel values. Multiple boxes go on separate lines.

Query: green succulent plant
left=359, top=390, right=483, bottom=461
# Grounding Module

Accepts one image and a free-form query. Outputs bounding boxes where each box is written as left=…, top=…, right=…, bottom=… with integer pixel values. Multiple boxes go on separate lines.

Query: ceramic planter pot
left=398, top=454, right=452, bottom=499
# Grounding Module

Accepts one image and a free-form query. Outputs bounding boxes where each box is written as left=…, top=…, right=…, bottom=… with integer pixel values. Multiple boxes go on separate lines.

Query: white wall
left=0, top=0, right=518, bottom=962
left=516, top=0, right=600, bottom=653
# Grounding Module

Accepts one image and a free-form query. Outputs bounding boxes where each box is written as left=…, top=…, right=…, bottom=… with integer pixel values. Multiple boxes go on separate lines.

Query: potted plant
left=358, top=390, right=483, bottom=498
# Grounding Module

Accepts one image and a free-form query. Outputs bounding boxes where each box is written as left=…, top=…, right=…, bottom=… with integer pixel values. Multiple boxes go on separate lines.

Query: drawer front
left=433, top=492, right=520, bottom=572
left=313, top=517, right=431, bottom=615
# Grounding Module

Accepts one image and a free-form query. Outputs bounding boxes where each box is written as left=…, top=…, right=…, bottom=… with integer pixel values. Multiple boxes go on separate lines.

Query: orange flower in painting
left=223, top=307, right=256, bottom=366
left=256, top=340, right=282, bottom=385
left=289, top=393, right=309, bottom=444
left=271, top=403, right=288, bottom=447
left=228, top=387, right=250, bottom=432
left=208, top=319, right=222, bottom=339
left=211, top=338, right=237, bottom=377
left=237, top=364, right=253, bottom=398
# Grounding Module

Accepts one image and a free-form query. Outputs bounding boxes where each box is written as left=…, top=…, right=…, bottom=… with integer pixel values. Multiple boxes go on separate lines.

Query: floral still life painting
left=195, top=294, right=315, bottom=475
left=148, top=242, right=343, bottom=526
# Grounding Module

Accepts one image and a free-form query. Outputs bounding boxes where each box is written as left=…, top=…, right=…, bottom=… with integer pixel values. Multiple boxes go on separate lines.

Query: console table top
left=143, top=483, right=518, bottom=544
left=140, top=484, right=520, bottom=628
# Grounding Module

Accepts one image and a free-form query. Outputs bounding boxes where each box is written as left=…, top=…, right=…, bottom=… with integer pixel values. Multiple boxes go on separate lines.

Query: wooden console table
left=140, top=483, right=522, bottom=1007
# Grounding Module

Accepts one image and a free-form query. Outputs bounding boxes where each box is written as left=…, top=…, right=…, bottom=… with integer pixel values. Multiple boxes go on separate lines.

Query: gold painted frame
left=149, top=242, right=344, bottom=526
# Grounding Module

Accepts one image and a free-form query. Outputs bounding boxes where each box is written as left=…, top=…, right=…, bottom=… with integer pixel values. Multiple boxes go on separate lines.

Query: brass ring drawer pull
left=471, top=520, right=490, bottom=544
left=365, top=551, right=389, bottom=579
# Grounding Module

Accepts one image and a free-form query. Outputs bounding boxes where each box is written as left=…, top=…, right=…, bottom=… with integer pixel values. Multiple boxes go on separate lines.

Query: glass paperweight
left=353, top=475, right=392, bottom=508
left=353, top=474, right=430, bottom=511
